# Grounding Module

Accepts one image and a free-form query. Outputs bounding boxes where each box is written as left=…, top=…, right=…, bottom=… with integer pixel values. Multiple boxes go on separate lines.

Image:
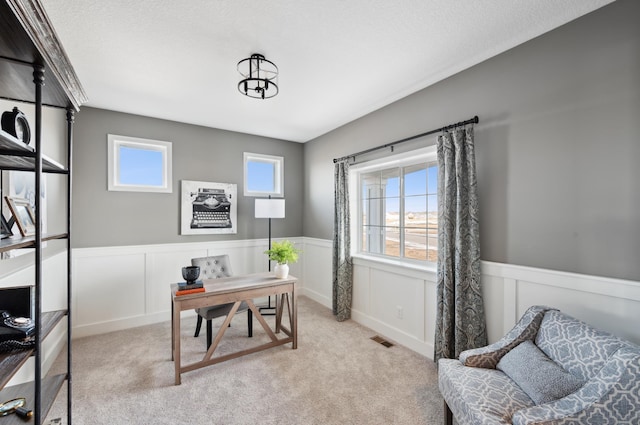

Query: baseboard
left=302, top=287, right=331, bottom=309
left=350, top=308, right=434, bottom=359
left=72, top=310, right=194, bottom=339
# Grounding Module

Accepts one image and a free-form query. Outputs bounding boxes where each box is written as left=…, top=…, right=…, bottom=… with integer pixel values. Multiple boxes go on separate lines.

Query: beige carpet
left=47, top=296, right=443, bottom=424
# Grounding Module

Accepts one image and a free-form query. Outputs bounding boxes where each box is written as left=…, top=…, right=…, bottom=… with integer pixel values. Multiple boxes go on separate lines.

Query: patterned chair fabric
left=460, top=305, right=555, bottom=368
left=438, top=358, right=535, bottom=424
left=439, top=305, right=640, bottom=425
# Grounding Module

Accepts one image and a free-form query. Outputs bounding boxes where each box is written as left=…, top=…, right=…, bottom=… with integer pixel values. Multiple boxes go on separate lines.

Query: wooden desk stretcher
left=171, top=272, right=297, bottom=385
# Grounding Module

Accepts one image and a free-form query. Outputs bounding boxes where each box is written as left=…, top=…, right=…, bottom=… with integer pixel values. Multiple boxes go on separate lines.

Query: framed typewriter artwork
left=180, top=180, right=237, bottom=235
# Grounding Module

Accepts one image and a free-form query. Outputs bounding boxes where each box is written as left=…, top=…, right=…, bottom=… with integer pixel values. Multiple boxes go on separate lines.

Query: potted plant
left=264, top=239, right=300, bottom=278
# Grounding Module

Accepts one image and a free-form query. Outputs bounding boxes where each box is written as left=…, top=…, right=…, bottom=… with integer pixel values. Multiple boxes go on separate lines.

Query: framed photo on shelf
left=4, top=196, right=35, bottom=236
left=1, top=213, right=12, bottom=239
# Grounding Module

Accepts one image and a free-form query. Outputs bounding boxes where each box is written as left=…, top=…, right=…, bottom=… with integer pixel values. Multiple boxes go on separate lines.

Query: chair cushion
left=497, top=340, right=583, bottom=405
left=196, top=301, right=249, bottom=320
left=438, top=358, right=534, bottom=425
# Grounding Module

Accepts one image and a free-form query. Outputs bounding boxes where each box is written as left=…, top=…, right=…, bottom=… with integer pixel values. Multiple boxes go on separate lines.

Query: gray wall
left=72, top=108, right=303, bottom=248
left=304, top=0, right=640, bottom=281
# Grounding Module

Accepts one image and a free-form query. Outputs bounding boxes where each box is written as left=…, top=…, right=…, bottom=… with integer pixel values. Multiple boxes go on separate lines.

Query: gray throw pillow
left=496, top=340, right=584, bottom=405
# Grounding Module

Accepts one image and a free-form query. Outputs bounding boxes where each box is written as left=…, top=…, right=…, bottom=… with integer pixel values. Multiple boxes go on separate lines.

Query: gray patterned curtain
left=333, top=160, right=353, bottom=321
left=434, top=126, right=487, bottom=363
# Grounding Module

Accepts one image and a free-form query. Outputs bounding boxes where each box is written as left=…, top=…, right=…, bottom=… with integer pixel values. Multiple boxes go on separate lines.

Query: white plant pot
left=274, top=263, right=289, bottom=279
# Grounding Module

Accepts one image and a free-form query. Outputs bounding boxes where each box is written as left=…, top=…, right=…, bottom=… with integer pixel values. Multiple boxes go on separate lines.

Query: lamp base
left=258, top=296, right=276, bottom=316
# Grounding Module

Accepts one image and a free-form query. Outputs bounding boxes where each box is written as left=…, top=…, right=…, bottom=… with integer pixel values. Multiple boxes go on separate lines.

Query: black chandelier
left=237, top=53, right=279, bottom=99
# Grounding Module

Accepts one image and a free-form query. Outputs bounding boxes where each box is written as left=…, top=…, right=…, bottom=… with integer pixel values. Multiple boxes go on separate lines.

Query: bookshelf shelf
left=0, top=1, right=86, bottom=423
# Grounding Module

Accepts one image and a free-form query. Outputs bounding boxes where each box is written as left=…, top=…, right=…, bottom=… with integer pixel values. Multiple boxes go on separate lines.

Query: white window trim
left=107, top=134, right=172, bottom=193
left=349, top=144, right=437, bottom=266
left=243, top=152, right=284, bottom=197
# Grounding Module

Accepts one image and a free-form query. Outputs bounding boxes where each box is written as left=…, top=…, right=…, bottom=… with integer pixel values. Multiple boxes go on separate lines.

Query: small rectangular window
left=244, top=152, right=283, bottom=197
left=108, top=134, right=172, bottom=193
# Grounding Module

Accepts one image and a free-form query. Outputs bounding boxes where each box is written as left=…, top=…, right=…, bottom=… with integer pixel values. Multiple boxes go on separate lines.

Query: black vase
left=181, top=266, right=200, bottom=284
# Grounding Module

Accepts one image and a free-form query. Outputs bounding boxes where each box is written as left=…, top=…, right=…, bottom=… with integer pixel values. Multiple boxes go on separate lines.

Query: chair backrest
left=535, top=309, right=629, bottom=381
left=191, top=255, right=233, bottom=279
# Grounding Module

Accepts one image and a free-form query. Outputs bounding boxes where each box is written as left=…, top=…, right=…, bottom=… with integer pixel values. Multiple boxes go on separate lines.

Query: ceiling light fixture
left=237, top=53, right=279, bottom=99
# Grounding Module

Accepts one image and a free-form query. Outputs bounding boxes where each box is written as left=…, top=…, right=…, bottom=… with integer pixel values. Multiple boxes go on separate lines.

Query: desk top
left=171, top=272, right=297, bottom=300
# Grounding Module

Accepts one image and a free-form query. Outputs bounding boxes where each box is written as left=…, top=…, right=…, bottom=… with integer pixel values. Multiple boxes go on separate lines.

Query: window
left=108, top=134, right=172, bottom=193
left=352, top=146, right=438, bottom=264
left=244, top=152, right=283, bottom=197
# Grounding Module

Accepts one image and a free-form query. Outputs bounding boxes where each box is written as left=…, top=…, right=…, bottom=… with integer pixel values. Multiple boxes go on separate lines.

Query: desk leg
left=292, top=285, right=297, bottom=349
left=275, top=293, right=282, bottom=333
left=173, top=301, right=182, bottom=385
left=171, top=300, right=174, bottom=361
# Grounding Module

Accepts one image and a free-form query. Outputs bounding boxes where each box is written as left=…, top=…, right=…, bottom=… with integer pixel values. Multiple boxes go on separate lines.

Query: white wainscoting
left=72, top=238, right=303, bottom=338
left=481, top=261, right=640, bottom=346
left=5, top=237, right=639, bottom=372
left=301, top=240, right=640, bottom=360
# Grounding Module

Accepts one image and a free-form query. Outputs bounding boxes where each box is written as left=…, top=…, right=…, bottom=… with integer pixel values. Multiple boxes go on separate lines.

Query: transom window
left=352, top=146, right=438, bottom=264
left=244, top=152, right=284, bottom=197
left=107, top=134, right=172, bottom=193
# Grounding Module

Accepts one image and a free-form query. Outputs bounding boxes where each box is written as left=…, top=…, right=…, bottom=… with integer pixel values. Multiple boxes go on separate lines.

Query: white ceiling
left=43, top=0, right=614, bottom=143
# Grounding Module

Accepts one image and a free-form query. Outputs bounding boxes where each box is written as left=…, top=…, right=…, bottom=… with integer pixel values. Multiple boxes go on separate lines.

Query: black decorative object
left=182, top=266, right=200, bottom=284
left=0, top=214, right=12, bottom=239
left=237, top=54, right=279, bottom=99
left=1, top=107, right=31, bottom=145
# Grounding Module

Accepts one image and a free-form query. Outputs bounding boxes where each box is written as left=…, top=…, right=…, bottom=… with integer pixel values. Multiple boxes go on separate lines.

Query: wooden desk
left=171, top=272, right=297, bottom=385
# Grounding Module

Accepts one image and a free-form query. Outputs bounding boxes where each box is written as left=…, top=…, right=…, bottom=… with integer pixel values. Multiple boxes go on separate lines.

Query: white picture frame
left=5, top=196, right=35, bottom=236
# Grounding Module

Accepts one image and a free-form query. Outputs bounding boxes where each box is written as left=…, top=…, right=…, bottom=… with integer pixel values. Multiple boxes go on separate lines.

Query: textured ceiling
left=43, top=0, right=614, bottom=142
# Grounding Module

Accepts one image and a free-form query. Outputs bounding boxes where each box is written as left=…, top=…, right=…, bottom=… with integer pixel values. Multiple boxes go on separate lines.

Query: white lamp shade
left=255, top=198, right=285, bottom=218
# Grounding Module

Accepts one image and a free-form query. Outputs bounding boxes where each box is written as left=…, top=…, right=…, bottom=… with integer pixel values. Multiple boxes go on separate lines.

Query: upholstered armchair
left=438, top=305, right=640, bottom=424
left=191, top=255, right=252, bottom=349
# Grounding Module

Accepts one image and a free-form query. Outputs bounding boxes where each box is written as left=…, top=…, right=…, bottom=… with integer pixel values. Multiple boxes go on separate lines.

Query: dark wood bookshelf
left=1, top=1, right=86, bottom=422
left=0, top=1, right=87, bottom=110
left=0, top=348, right=30, bottom=390
left=0, top=233, right=68, bottom=253
left=0, top=373, right=66, bottom=424
left=0, top=130, right=67, bottom=173
left=0, top=310, right=67, bottom=389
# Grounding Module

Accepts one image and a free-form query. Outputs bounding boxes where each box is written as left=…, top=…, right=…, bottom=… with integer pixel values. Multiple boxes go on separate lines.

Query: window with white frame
left=243, top=152, right=284, bottom=197
left=108, top=134, right=172, bottom=193
left=351, top=146, right=438, bottom=264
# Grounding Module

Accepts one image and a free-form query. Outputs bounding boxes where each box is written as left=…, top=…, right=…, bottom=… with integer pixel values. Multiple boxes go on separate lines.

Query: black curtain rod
left=333, top=115, right=479, bottom=164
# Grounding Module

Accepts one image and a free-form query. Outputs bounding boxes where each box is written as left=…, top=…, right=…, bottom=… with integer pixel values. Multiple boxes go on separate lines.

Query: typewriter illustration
left=190, top=188, right=232, bottom=229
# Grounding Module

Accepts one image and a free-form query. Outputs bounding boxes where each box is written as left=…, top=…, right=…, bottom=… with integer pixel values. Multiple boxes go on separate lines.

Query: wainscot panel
left=318, top=241, right=640, bottom=359
left=71, top=238, right=303, bottom=338
left=481, top=261, right=640, bottom=346
left=62, top=238, right=640, bottom=357
left=351, top=255, right=437, bottom=356
left=298, top=238, right=332, bottom=306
